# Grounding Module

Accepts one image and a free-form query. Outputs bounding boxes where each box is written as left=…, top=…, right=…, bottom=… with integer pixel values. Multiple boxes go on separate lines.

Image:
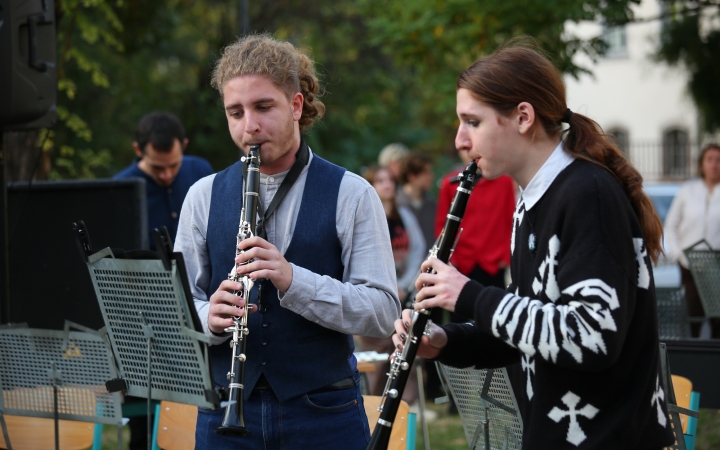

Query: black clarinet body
left=365, top=161, right=478, bottom=450
left=215, top=144, right=261, bottom=437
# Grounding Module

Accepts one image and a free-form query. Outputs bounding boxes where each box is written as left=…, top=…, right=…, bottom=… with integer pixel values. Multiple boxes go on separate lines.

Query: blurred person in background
left=665, top=143, right=720, bottom=337
left=396, top=153, right=437, bottom=255
left=395, top=153, right=444, bottom=400
left=359, top=164, right=425, bottom=406
left=378, top=142, right=410, bottom=182
left=114, top=111, right=213, bottom=250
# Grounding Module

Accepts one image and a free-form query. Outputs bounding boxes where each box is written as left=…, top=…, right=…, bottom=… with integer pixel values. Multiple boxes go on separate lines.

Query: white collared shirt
left=519, top=142, right=575, bottom=211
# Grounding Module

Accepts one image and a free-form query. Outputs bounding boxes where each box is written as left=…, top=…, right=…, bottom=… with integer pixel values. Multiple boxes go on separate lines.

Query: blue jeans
left=195, top=371, right=370, bottom=450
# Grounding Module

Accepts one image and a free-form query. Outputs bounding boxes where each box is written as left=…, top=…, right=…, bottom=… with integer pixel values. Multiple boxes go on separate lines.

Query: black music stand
left=0, top=321, right=124, bottom=450
left=76, top=222, right=220, bottom=450
left=436, top=363, right=523, bottom=449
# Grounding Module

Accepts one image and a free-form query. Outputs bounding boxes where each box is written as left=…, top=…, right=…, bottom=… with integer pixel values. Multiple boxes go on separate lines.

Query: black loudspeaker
left=7, top=178, right=148, bottom=330
left=0, top=0, right=57, bottom=128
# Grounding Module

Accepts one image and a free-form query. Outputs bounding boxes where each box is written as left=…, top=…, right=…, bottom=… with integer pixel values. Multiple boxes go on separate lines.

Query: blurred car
left=643, top=183, right=682, bottom=288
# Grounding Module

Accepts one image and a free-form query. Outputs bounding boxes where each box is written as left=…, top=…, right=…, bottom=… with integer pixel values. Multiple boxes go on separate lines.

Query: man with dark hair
left=114, top=111, right=213, bottom=249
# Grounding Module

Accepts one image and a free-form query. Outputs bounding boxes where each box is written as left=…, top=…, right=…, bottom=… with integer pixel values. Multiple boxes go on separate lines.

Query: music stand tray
left=0, top=322, right=124, bottom=448
left=83, top=245, right=218, bottom=410
left=437, top=363, right=523, bottom=450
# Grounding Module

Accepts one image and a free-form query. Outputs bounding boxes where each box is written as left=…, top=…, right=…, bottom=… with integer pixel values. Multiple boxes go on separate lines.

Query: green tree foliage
left=355, top=0, right=641, bottom=149
left=50, top=0, right=126, bottom=179
left=656, top=0, right=720, bottom=132
left=52, top=0, right=430, bottom=177
left=50, top=0, right=644, bottom=179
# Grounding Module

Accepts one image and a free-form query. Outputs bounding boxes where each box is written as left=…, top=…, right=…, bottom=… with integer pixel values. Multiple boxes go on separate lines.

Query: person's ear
left=291, top=92, right=303, bottom=121
left=133, top=142, right=144, bottom=158
left=516, top=102, right=536, bottom=135
left=182, top=138, right=189, bottom=152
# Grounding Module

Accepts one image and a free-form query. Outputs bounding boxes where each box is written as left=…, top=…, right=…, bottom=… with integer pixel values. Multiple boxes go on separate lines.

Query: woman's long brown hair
left=457, top=39, right=664, bottom=263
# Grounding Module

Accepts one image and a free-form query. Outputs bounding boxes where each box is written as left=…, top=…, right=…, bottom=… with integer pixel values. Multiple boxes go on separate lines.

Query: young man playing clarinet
left=174, top=34, right=400, bottom=450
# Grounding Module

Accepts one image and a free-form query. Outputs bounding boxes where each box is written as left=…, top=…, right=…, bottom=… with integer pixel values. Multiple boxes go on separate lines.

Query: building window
left=608, top=128, right=629, bottom=154
left=663, top=128, right=689, bottom=178
left=602, top=25, right=628, bottom=58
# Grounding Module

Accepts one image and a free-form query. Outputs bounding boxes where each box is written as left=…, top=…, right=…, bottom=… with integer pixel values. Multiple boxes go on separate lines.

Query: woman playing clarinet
left=394, top=39, right=675, bottom=449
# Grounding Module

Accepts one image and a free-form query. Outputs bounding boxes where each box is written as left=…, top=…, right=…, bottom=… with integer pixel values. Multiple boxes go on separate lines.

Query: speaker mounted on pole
left=0, top=0, right=57, bottom=129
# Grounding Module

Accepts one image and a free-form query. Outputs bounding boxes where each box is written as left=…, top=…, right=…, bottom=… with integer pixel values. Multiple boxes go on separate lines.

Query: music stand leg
left=117, top=421, right=123, bottom=450
left=140, top=311, right=154, bottom=450
left=54, top=384, right=59, bottom=450
left=0, top=410, right=13, bottom=450
left=147, top=338, right=152, bottom=450
left=415, top=364, right=430, bottom=450
left=48, top=361, right=61, bottom=450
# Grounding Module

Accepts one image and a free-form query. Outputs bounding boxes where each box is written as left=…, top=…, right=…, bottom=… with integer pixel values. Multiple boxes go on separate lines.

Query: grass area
left=101, top=424, right=129, bottom=450
left=100, top=404, right=720, bottom=449
left=696, top=408, right=720, bottom=450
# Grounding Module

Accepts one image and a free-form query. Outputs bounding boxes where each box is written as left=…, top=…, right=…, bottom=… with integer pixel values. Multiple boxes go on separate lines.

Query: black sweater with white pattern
left=438, top=159, right=675, bottom=449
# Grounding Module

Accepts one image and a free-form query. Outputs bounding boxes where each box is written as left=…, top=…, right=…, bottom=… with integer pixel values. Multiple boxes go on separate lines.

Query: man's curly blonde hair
left=211, top=34, right=325, bottom=132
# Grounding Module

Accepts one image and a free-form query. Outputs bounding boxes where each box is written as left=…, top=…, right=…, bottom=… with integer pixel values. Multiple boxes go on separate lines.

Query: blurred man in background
left=114, top=111, right=213, bottom=250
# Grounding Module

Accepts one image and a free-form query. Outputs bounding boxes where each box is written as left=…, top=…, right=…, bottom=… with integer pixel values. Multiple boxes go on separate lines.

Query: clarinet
left=215, top=144, right=261, bottom=437
left=365, top=161, right=478, bottom=450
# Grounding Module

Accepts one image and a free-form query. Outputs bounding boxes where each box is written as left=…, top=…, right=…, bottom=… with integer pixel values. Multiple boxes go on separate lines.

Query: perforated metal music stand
left=85, top=246, right=217, bottom=405
left=684, top=240, right=720, bottom=318
left=656, top=287, right=692, bottom=340
left=77, top=224, right=220, bottom=449
left=436, top=363, right=523, bottom=450
left=0, top=322, right=123, bottom=450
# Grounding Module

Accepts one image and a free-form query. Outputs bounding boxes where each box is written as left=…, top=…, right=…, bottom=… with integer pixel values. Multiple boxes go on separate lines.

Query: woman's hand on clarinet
left=235, top=236, right=294, bottom=293
left=208, top=280, right=258, bottom=334
left=391, top=309, right=448, bottom=360
left=413, top=257, right=469, bottom=313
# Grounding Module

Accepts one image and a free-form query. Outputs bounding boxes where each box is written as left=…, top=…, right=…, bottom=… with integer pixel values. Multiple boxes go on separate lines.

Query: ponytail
left=563, top=113, right=664, bottom=264
left=295, top=52, right=325, bottom=131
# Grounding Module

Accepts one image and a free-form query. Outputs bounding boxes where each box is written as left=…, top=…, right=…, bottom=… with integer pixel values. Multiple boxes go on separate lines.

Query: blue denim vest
left=205, top=155, right=355, bottom=402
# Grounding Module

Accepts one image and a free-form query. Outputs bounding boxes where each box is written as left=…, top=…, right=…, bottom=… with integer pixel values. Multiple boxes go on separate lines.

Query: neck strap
left=243, top=139, right=310, bottom=239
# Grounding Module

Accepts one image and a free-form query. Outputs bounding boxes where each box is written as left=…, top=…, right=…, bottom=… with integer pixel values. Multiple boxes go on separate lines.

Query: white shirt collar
left=519, top=142, right=574, bottom=211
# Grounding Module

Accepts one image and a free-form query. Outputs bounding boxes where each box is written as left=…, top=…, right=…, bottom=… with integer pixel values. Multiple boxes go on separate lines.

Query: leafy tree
left=49, top=0, right=431, bottom=176
left=49, top=0, right=127, bottom=179
left=655, top=0, right=720, bottom=132
left=44, top=0, right=652, bottom=180
left=355, top=0, right=642, bottom=153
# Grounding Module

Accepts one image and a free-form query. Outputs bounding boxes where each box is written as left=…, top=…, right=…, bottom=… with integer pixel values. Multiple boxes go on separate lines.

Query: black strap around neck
left=244, top=139, right=310, bottom=239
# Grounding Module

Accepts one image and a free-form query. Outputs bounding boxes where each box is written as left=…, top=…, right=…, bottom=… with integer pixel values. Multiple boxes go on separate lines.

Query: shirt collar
left=259, top=149, right=314, bottom=185
left=520, top=142, right=574, bottom=211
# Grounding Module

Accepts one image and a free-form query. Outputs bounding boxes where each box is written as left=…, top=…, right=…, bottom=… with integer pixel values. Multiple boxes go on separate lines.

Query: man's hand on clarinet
left=235, top=236, right=294, bottom=293
left=413, top=257, right=469, bottom=313
left=208, top=280, right=258, bottom=334
left=391, top=309, right=448, bottom=360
